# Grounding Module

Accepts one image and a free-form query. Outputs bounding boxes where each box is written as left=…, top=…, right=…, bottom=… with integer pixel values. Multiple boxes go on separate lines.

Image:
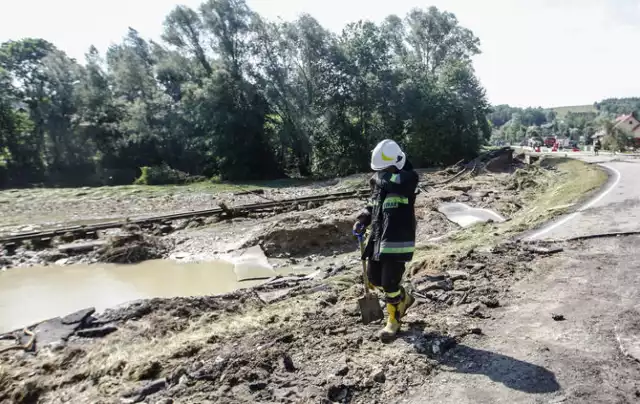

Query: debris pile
left=410, top=241, right=564, bottom=313
left=97, top=228, right=169, bottom=264
left=240, top=201, right=361, bottom=258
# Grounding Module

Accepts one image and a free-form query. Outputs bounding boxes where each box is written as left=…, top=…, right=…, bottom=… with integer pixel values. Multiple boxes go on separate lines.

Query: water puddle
left=0, top=247, right=303, bottom=333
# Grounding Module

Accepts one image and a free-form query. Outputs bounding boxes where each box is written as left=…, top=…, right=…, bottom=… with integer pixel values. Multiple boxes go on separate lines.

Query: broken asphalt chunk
left=76, top=326, right=118, bottom=338
left=525, top=245, right=564, bottom=255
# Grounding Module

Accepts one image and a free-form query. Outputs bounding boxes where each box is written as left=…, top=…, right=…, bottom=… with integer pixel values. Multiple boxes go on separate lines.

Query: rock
left=525, top=245, right=563, bottom=255
left=447, top=270, right=469, bottom=281
left=130, top=361, right=163, bottom=381
left=39, top=251, right=67, bottom=263
left=328, top=326, right=347, bottom=335
left=76, top=326, right=118, bottom=338
left=468, top=327, right=483, bottom=335
left=155, top=399, right=173, bottom=404
left=12, top=380, right=42, bottom=404
left=121, top=379, right=167, bottom=404
left=416, top=280, right=453, bottom=293
left=453, top=281, right=472, bottom=291
left=438, top=194, right=457, bottom=202
left=480, top=297, right=500, bottom=308
left=465, top=303, right=481, bottom=315
left=335, top=365, right=349, bottom=376
left=54, top=258, right=70, bottom=266
left=61, top=307, right=96, bottom=325
left=282, top=354, right=296, bottom=372
left=431, top=336, right=457, bottom=356
left=450, top=184, right=472, bottom=192
left=468, top=190, right=489, bottom=199
left=371, top=369, right=386, bottom=383
left=169, top=367, right=188, bottom=385
left=249, top=381, right=268, bottom=392
left=327, top=385, right=348, bottom=402
left=159, top=224, right=173, bottom=234
left=323, top=293, right=339, bottom=305
left=552, top=313, right=565, bottom=321
left=170, top=252, right=190, bottom=260
left=466, top=263, right=486, bottom=272
left=265, top=329, right=290, bottom=342
left=49, top=340, right=67, bottom=351
left=170, top=343, right=202, bottom=359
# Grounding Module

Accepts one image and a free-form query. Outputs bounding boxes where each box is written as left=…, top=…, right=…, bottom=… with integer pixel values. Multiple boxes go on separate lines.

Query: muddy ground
left=0, top=161, right=560, bottom=269
left=0, top=240, right=569, bottom=404
left=0, top=157, right=609, bottom=403
left=0, top=176, right=366, bottom=235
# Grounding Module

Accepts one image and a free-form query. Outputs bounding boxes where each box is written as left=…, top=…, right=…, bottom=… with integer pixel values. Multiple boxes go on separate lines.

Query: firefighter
left=353, top=139, right=419, bottom=342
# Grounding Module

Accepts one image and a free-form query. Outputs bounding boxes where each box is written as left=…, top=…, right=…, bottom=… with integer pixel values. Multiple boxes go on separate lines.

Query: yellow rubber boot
left=378, top=303, right=401, bottom=343
left=378, top=288, right=415, bottom=343
left=397, top=288, right=415, bottom=319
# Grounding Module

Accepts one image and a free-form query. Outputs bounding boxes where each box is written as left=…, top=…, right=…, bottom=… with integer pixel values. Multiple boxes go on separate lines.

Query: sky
left=1, top=0, right=640, bottom=107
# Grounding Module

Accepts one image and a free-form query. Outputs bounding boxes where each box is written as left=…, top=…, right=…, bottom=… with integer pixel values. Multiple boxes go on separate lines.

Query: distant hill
left=550, top=105, right=597, bottom=118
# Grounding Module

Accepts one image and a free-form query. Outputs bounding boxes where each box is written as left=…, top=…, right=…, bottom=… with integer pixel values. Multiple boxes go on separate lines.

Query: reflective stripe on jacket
left=358, top=161, right=418, bottom=262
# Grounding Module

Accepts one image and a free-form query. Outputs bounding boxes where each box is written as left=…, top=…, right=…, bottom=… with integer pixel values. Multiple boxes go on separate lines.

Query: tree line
left=0, top=1, right=490, bottom=188
left=595, top=98, right=640, bottom=116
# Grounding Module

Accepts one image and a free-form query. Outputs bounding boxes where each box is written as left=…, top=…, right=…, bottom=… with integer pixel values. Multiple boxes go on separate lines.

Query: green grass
left=551, top=104, right=597, bottom=118
left=412, top=157, right=608, bottom=274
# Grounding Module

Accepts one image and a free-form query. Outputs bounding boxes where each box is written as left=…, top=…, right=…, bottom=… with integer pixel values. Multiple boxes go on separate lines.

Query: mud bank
left=0, top=240, right=568, bottom=404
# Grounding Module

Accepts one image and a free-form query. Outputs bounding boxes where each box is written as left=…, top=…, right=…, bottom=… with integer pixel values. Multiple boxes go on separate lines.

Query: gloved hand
left=352, top=221, right=367, bottom=238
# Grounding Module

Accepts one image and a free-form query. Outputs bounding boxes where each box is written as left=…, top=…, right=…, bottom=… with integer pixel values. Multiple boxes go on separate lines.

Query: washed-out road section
left=403, top=155, right=640, bottom=404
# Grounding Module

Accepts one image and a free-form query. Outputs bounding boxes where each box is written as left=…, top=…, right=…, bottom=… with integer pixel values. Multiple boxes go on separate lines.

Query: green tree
left=0, top=4, right=494, bottom=187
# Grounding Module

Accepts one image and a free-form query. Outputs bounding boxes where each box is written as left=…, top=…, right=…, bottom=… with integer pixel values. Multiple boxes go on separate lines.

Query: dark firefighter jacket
left=358, top=160, right=419, bottom=262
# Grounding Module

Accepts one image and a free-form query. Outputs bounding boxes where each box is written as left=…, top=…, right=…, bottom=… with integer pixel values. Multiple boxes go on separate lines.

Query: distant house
left=594, top=112, right=640, bottom=140
left=614, top=113, right=640, bottom=136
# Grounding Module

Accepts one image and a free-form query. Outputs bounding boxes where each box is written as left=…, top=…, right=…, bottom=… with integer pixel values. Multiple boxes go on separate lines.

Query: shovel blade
left=358, top=294, right=384, bottom=325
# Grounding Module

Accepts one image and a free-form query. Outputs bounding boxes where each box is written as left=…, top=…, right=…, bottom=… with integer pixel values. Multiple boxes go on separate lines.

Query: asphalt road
left=529, top=155, right=640, bottom=241
left=403, top=155, right=640, bottom=404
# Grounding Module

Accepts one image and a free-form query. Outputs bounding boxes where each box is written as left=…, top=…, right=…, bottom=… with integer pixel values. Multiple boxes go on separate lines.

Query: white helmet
left=370, top=139, right=406, bottom=171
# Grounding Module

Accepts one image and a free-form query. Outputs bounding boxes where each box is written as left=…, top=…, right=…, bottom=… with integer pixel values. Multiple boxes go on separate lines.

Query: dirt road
left=403, top=156, right=640, bottom=403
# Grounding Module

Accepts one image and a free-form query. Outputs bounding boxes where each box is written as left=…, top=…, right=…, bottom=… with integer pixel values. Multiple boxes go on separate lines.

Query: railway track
left=0, top=188, right=371, bottom=248
left=0, top=147, right=512, bottom=249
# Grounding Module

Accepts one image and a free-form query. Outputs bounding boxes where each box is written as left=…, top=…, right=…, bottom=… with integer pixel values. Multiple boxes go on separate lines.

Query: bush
left=96, top=168, right=138, bottom=186
left=134, top=164, right=197, bottom=185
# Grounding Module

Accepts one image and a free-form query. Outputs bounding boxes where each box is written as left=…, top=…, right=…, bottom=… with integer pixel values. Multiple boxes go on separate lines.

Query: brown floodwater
left=0, top=251, right=298, bottom=333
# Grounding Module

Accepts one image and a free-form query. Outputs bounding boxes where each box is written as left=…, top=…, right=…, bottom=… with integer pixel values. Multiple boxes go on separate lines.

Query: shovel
left=356, top=235, right=384, bottom=325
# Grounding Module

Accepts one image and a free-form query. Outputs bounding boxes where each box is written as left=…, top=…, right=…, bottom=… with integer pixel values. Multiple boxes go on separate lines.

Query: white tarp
left=438, top=202, right=506, bottom=228
left=228, top=245, right=277, bottom=282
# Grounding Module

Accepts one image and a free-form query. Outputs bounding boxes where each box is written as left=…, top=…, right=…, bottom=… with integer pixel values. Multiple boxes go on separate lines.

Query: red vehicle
left=544, top=137, right=556, bottom=148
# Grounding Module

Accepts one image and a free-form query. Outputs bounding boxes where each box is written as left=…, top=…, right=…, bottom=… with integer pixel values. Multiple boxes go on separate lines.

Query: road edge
left=517, top=162, right=616, bottom=241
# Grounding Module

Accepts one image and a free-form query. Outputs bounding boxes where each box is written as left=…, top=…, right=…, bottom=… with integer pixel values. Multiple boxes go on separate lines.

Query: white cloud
left=1, top=0, right=639, bottom=107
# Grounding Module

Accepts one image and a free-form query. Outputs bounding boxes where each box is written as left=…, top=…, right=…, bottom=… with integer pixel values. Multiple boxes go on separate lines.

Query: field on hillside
left=551, top=104, right=597, bottom=118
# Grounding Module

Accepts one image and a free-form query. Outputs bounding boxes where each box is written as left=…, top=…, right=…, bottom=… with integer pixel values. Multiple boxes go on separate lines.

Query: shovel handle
left=358, top=237, right=372, bottom=298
